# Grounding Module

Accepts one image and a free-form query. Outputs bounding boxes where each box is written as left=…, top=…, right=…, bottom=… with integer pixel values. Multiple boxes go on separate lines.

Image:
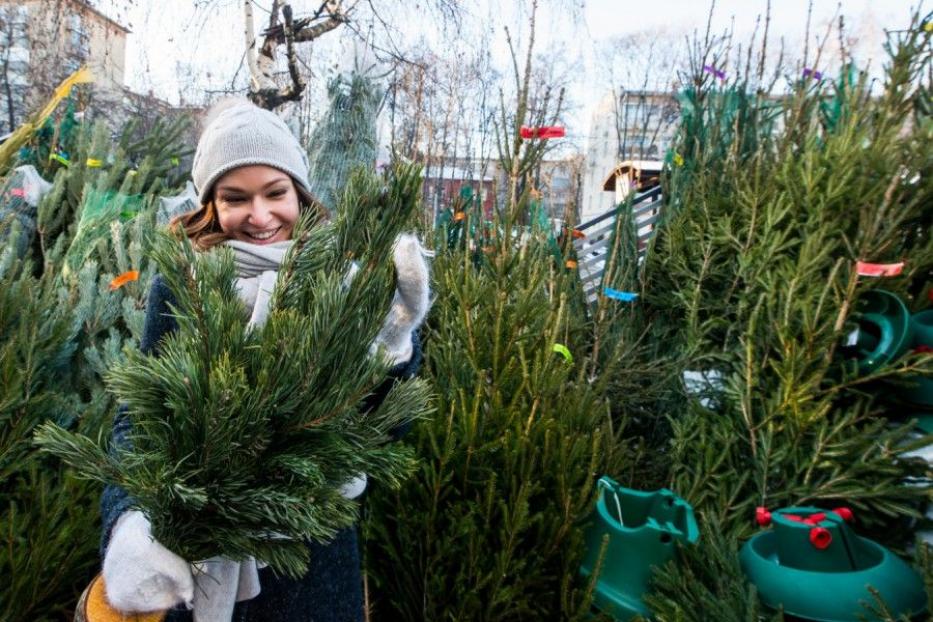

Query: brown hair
left=169, top=180, right=327, bottom=251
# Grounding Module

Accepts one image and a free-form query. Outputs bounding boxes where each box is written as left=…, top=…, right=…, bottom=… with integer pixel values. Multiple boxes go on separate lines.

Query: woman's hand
left=339, top=473, right=368, bottom=499
left=103, top=510, right=194, bottom=612
left=374, top=234, right=431, bottom=365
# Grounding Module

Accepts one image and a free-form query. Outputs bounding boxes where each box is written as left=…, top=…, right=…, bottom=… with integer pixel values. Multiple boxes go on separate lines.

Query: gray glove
left=102, top=510, right=194, bottom=612
left=373, top=233, right=431, bottom=365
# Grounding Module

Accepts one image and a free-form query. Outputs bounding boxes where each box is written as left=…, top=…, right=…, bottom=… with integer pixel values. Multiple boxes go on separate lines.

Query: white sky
left=93, top=0, right=925, bottom=141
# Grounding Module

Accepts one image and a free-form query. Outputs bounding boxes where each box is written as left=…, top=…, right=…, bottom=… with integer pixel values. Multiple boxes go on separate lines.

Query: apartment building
left=0, top=0, right=129, bottom=132
left=581, top=90, right=679, bottom=222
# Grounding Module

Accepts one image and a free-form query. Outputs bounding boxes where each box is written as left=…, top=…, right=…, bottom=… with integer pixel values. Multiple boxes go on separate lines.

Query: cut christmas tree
left=36, top=164, right=432, bottom=578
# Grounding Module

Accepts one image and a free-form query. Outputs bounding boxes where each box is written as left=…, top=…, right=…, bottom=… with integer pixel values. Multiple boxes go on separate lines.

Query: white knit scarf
left=190, top=239, right=292, bottom=621
left=225, top=239, right=294, bottom=331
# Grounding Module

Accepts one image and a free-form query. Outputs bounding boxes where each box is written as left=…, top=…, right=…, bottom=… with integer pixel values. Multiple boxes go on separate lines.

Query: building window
left=68, top=14, right=90, bottom=58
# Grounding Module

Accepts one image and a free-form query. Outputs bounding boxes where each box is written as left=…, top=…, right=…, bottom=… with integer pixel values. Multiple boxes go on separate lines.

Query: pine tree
left=36, top=164, right=432, bottom=578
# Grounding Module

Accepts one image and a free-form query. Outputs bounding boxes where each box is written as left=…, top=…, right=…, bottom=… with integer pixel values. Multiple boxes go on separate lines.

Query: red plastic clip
left=856, top=260, right=904, bottom=277
left=755, top=507, right=772, bottom=527
left=519, top=125, right=566, bottom=139
left=914, top=345, right=933, bottom=354
left=804, top=512, right=827, bottom=525
left=9, top=187, right=25, bottom=198
left=809, top=527, right=832, bottom=549
left=832, top=507, right=854, bottom=522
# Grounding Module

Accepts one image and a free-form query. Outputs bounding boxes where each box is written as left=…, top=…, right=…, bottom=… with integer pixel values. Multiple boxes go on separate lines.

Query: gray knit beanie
left=192, top=97, right=311, bottom=205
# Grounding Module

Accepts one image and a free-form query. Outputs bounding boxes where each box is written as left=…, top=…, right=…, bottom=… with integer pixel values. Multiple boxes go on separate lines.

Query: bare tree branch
left=261, top=0, right=349, bottom=44
left=250, top=2, right=309, bottom=109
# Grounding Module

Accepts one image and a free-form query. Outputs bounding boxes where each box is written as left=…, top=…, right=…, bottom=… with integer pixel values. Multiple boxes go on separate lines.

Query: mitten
left=373, top=234, right=431, bottom=365
left=102, top=510, right=194, bottom=613
left=339, top=473, right=368, bottom=499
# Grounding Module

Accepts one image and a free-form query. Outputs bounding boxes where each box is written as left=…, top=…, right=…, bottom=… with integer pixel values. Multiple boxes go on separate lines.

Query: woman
left=97, top=99, right=430, bottom=621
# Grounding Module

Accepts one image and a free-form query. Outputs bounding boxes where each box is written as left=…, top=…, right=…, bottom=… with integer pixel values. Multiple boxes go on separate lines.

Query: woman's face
left=214, top=165, right=300, bottom=244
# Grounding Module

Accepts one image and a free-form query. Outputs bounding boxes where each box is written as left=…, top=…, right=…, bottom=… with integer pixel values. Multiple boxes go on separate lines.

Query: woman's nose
left=247, top=198, right=273, bottom=226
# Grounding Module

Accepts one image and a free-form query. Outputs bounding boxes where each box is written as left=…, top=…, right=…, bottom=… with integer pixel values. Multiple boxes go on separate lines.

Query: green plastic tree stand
left=850, top=290, right=913, bottom=374
left=740, top=506, right=927, bottom=621
left=579, top=476, right=699, bottom=621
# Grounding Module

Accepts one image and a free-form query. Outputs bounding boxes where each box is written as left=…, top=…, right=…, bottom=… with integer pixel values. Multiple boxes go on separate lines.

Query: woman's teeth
left=248, top=227, right=280, bottom=240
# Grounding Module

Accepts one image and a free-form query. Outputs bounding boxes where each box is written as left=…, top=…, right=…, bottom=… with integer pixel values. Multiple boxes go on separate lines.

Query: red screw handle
left=755, top=506, right=772, bottom=527
left=809, top=527, right=832, bottom=549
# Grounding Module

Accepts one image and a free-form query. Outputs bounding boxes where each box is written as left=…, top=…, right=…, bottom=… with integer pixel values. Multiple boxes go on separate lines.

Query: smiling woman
left=170, top=98, right=327, bottom=251
left=91, top=97, right=431, bottom=622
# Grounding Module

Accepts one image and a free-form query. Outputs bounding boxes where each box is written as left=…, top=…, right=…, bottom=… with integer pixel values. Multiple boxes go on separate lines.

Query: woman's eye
left=223, top=197, right=246, bottom=204
left=269, top=190, right=286, bottom=198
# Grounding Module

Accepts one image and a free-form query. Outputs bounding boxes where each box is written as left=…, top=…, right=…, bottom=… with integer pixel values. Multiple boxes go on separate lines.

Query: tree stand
left=579, top=476, right=699, bottom=621
left=740, top=506, right=926, bottom=621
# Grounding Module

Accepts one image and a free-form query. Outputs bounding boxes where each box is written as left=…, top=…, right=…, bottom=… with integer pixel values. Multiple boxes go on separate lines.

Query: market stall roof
left=602, top=160, right=663, bottom=192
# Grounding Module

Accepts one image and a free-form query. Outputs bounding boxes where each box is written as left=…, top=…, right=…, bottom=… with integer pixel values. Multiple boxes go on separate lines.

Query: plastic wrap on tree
left=0, top=165, right=53, bottom=259
left=157, top=180, right=198, bottom=226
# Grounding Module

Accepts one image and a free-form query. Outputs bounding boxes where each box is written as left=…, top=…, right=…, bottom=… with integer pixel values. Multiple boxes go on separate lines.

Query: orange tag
left=109, top=270, right=139, bottom=290
left=571, top=229, right=585, bottom=239
left=565, top=259, right=578, bottom=269
left=453, top=212, right=465, bottom=222
left=856, top=261, right=904, bottom=277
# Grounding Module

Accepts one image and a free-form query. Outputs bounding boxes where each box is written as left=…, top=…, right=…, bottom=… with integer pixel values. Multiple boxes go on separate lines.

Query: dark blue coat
left=100, top=275, right=421, bottom=622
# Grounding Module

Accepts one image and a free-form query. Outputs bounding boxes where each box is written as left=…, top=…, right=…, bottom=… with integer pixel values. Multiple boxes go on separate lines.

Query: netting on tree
left=306, top=72, right=383, bottom=212
left=62, top=188, right=148, bottom=278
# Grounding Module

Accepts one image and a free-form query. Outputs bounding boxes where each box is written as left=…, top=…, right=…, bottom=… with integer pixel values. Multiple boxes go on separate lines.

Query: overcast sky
left=93, top=0, right=925, bottom=142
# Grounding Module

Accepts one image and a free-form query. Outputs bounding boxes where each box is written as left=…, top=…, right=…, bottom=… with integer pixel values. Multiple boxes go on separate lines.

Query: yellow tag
left=49, top=152, right=70, bottom=166
left=552, top=343, right=573, bottom=363
left=924, top=22, right=933, bottom=32
left=86, top=158, right=103, bottom=168
left=673, top=153, right=684, bottom=166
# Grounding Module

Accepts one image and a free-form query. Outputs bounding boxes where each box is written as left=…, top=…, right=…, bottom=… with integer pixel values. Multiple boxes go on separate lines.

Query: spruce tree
left=365, top=193, right=635, bottom=620
left=631, top=11, right=933, bottom=618
left=0, top=248, right=99, bottom=620
left=0, top=89, right=193, bottom=619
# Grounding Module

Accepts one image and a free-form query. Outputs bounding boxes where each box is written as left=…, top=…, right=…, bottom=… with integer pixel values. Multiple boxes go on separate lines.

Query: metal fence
left=572, top=186, right=663, bottom=304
